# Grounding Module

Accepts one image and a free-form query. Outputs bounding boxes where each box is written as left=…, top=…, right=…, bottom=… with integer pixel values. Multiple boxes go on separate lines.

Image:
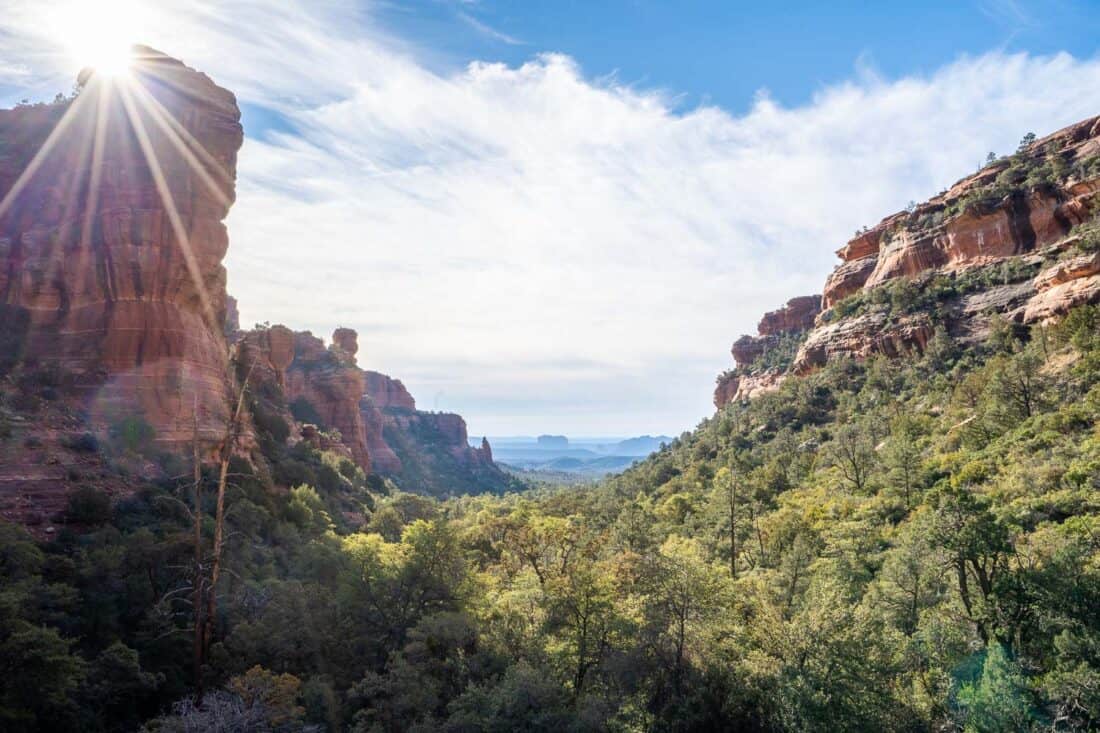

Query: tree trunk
left=203, top=366, right=252, bottom=658
left=191, top=400, right=205, bottom=702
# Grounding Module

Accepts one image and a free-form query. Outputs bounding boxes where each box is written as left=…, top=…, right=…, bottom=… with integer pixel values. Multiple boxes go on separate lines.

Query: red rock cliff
left=714, top=114, right=1100, bottom=404
left=0, top=47, right=242, bottom=449
left=285, top=330, right=371, bottom=470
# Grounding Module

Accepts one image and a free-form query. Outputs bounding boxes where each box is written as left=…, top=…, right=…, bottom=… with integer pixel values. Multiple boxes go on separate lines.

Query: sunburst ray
left=0, top=87, right=97, bottom=223
left=116, top=80, right=218, bottom=330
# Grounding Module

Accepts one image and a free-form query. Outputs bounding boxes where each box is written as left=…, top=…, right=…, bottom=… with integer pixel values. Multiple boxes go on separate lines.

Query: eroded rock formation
left=285, top=331, right=371, bottom=470
left=758, top=295, right=822, bottom=335
left=234, top=323, right=508, bottom=494
left=715, top=294, right=821, bottom=407
left=0, top=48, right=242, bottom=448
left=716, top=114, right=1100, bottom=407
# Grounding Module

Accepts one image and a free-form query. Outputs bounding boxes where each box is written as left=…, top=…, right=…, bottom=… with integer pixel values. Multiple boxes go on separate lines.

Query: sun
left=70, top=37, right=135, bottom=78
left=50, top=0, right=144, bottom=77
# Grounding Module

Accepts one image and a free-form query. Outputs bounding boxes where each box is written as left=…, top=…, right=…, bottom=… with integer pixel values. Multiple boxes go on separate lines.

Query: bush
left=66, top=486, right=112, bottom=525
left=252, top=401, right=290, bottom=443
left=109, top=416, right=156, bottom=454
left=289, top=397, right=322, bottom=426
left=65, top=432, right=100, bottom=453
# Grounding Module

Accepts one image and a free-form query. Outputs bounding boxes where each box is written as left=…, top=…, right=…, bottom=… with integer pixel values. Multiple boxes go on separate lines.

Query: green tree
left=957, top=644, right=1034, bottom=732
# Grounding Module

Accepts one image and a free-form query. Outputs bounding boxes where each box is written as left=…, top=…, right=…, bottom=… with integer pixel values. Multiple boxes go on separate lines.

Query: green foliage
left=5, top=303, right=1100, bottom=731
left=65, top=486, right=112, bottom=525
left=289, top=396, right=322, bottom=426
left=957, top=644, right=1036, bottom=732
left=108, top=416, right=156, bottom=455
left=829, top=259, right=1041, bottom=324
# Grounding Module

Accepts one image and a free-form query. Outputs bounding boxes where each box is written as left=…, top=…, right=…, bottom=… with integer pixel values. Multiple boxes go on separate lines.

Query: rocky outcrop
left=234, top=323, right=508, bottom=493
left=358, top=367, right=501, bottom=489
left=823, top=255, right=877, bottom=308
left=238, top=324, right=295, bottom=388
left=713, top=371, right=785, bottom=407
left=840, top=117, right=1099, bottom=299
left=1023, top=252, right=1100, bottom=323
left=285, top=331, right=370, bottom=470
left=731, top=334, right=775, bottom=368
left=714, top=372, right=740, bottom=408
left=715, top=294, right=820, bottom=407
left=716, top=114, right=1100, bottom=405
left=360, top=396, right=402, bottom=474
left=792, top=312, right=935, bottom=374
left=758, top=295, right=822, bottom=335
left=224, top=295, right=241, bottom=342
left=363, top=370, right=416, bottom=410
left=0, top=47, right=243, bottom=450
left=359, top=370, right=409, bottom=473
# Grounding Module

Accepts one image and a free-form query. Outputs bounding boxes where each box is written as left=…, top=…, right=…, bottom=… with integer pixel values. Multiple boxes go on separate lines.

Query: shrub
left=289, top=397, right=322, bottom=426
left=109, top=416, right=156, bottom=455
left=252, top=401, right=290, bottom=443
left=65, top=432, right=100, bottom=453
left=66, top=486, right=112, bottom=525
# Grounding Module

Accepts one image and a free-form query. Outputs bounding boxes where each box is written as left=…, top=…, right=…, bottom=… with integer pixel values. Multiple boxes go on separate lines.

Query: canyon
left=0, top=49, right=508, bottom=526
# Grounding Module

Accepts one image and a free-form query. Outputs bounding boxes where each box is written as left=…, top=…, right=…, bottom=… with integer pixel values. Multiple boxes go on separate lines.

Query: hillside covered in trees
left=5, top=205, right=1100, bottom=731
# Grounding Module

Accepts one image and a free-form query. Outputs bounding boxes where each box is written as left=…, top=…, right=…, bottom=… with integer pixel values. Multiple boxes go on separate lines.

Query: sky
left=0, top=1, right=1099, bottom=437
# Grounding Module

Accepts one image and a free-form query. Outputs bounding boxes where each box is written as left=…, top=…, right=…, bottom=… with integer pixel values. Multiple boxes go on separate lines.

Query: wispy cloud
left=457, top=11, right=524, bottom=46
left=1, top=2, right=1099, bottom=435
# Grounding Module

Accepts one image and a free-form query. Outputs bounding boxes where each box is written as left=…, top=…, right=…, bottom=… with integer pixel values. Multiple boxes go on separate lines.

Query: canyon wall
left=716, top=114, right=1100, bottom=407
left=0, top=50, right=509, bottom=526
left=237, top=323, right=508, bottom=496
left=0, top=48, right=242, bottom=447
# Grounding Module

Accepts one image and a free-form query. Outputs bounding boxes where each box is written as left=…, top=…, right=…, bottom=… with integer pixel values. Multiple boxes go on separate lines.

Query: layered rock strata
left=716, top=114, right=1100, bottom=406
left=714, top=295, right=822, bottom=407
left=0, top=47, right=242, bottom=448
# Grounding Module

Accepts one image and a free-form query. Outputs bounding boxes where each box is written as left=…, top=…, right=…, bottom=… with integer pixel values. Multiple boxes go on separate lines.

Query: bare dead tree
left=203, top=364, right=253, bottom=659
left=191, top=396, right=205, bottom=701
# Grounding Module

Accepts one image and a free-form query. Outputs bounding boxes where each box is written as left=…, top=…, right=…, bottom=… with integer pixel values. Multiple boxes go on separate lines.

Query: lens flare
left=50, top=0, right=144, bottom=77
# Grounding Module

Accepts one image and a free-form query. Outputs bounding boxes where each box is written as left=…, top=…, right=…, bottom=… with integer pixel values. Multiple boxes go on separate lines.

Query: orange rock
left=0, top=47, right=243, bottom=450
left=758, top=295, right=822, bottom=335
left=285, top=330, right=371, bottom=470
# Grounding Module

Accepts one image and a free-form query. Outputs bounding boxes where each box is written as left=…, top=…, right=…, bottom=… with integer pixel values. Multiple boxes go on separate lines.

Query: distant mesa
left=490, top=434, right=674, bottom=477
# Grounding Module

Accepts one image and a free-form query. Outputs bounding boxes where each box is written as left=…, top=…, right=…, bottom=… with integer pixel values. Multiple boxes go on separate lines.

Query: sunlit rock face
left=0, top=47, right=243, bottom=450
left=285, top=330, right=372, bottom=471
left=714, top=114, right=1100, bottom=407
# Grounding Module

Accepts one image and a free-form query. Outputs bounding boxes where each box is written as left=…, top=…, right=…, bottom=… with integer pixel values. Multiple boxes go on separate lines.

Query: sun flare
left=50, top=0, right=144, bottom=77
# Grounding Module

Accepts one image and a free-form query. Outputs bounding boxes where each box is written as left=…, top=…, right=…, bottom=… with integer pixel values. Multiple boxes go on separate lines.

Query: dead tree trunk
left=203, top=366, right=252, bottom=658
left=191, top=398, right=205, bottom=702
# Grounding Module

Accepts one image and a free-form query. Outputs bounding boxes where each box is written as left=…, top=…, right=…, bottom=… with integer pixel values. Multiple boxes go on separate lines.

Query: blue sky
left=0, top=1, right=1099, bottom=437
left=375, top=0, right=1100, bottom=109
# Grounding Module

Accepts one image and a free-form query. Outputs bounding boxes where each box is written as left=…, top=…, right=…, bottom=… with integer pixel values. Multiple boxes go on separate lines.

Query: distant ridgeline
left=490, top=434, right=675, bottom=477
left=715, top=115, right=1100, bottom=406
left=0, top=48, right=513, bottom=529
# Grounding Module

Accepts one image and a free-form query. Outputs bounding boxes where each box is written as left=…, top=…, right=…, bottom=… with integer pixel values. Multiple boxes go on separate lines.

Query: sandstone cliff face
left=285, top=331, right=371, bottom=470
left=0, top=48, right=242, bottom=449
left=235, top=323, right=507, bottom=494
left=363, top=370, right=416, bottom=410
left=714, top=295, right=821, bottom=407
left=715, top=114, right=1100, bottom=406
left=758, top=295, right=822, bottom=335
left=360, top=370, right=410, bottom=474
left=359, top=367, right=498, bottom=488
